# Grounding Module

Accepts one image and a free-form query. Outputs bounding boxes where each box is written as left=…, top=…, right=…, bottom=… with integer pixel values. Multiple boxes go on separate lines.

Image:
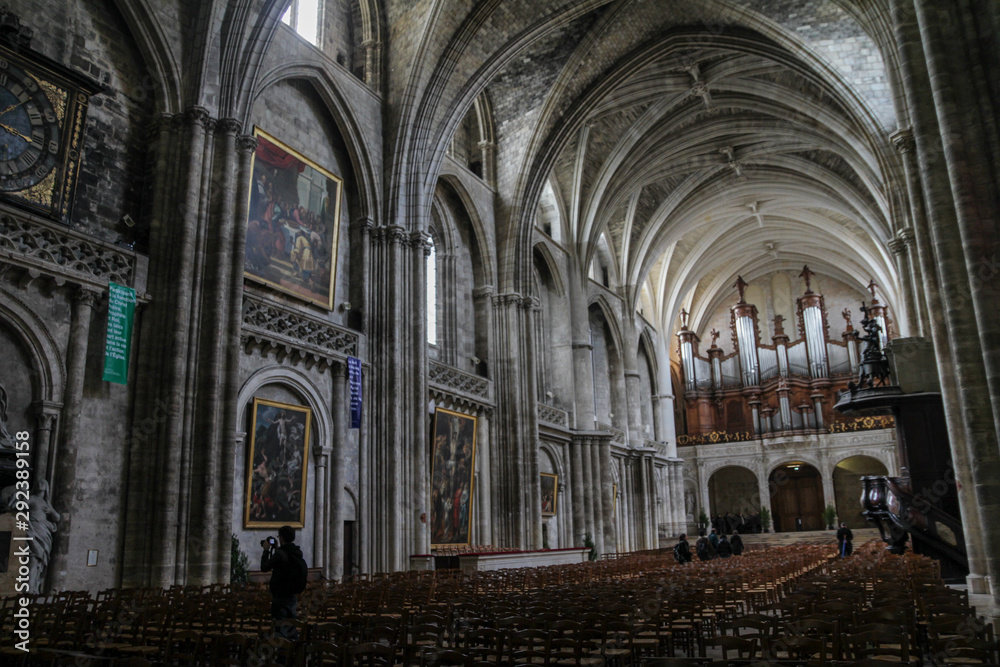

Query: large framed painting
left=430, top=408, right=477, bottom=546
left=244, top=398, right=312, bottom=529
left=244, top=127, right=343, bottom=309
left=541, top=473, right=558, bottom=516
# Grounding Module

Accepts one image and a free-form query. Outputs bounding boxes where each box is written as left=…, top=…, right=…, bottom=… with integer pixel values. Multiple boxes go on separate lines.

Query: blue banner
left=348, top=356, right=362, bottom=429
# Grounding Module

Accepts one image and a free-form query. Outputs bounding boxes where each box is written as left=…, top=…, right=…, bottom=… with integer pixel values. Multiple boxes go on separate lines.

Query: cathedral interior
left=0, top=0, right=997, bottom=610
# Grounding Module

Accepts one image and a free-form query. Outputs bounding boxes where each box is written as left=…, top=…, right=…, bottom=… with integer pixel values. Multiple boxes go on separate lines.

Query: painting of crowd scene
left=430, top=408, right=477, bottom=546
left=244, top=128, right=342, bottom=309
left=245, top=397, right=312, bottom=528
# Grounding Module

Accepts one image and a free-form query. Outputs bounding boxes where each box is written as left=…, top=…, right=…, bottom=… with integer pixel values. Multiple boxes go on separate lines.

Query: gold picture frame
left=430, top=408, right=477, bottom=546
left=541, top=473, right=558, bottom=516
left=244, top=397, right=312, bottom=529
left=243, top=127, right=343, bottom=309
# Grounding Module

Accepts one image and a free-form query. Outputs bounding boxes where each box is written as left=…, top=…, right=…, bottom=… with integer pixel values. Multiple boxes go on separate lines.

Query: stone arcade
left=0, top=0, right=997, bottom=604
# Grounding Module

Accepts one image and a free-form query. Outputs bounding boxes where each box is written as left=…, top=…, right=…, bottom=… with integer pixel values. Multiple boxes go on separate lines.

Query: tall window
left=427, top=240, right=437, bottom=345
left=281, top=0, right=321, bottom=46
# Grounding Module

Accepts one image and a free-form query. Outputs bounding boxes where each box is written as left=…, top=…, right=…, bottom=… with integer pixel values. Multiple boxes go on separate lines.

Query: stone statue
left=0, top=380, right=16, bottom=451
left=842, top=308, right=853, bottom=330
left=684, top=488, right=695, bottom=517
left=2, top=479, right=61, bottom=594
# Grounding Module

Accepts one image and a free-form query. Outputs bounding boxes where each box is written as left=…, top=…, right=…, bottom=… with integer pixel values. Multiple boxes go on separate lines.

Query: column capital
left=183, top=105, right=212, bottom=128
left=216, top=118, right=242, bottom=135
left=236, top=134, right=258, bottom=153
left=887, top=237, right=907, bottom=256
left=73, top=287, right=101, bottom=308
left=890, top=128, right=915, bottom=155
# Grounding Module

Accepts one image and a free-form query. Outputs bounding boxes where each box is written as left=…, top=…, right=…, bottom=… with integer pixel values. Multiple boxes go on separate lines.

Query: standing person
left=730, top=529, right=745, bottom=556
left=709, top=528, right=719, bottom=551
left=717, top=533, right=733, bottom=558
left=837, top=522, right=854, bottom=557
left=261, top=525, right=308, bottom=639
left=673, top=533, right=692, bottom=564
left=695, top=530, right=712, bottom=561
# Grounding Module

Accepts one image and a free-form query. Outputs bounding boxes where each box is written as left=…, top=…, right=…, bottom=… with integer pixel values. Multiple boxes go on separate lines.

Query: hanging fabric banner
left=102, top=282, right=136, bottom=384
left=348, top=356, right=362, bottom=428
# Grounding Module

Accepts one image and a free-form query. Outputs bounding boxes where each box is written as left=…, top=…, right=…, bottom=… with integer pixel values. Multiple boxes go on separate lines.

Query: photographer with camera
left=261, top=525, right=308, bottom=640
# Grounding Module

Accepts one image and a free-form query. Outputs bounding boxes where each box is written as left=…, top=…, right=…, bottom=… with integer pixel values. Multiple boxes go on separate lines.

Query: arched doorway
left=834, top=455, right=889, bottom=528
left=769, top=462, right=824, bottom=532
left=708, top=466, right=760, bottom=518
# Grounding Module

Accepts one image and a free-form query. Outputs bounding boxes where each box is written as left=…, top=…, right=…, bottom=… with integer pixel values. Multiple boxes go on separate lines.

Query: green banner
left=102, top=282, right=136, bottom=384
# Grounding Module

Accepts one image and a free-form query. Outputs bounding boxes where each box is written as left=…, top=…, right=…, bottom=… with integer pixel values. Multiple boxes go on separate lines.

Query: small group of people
left=674, top=528, right=745, bottom=563
left=712, top=511, right=763, bottom=534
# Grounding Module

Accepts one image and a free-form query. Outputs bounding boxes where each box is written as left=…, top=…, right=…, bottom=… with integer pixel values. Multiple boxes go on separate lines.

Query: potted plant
left=698, top=509, right=709, bottom=531
left=760, top=507, right=772, bottom=533
left=823, top=504, right=837, bottom=530
left=230, top=533, right=250, bottom=587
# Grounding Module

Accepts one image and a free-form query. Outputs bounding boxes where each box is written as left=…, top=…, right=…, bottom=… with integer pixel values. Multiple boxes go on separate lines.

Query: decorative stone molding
left=0, top=209, right=139, bottom=289
left=887, top=237, right=907, bottom=256
left=472, top=285, right=494, bottom=300
left=241, top=293, right=359, bottom=366
left=596, top=422, right=626, bottom=445
left=428, top=360, right=490, bottom=401
left=537, top=403, right=569, bottom=428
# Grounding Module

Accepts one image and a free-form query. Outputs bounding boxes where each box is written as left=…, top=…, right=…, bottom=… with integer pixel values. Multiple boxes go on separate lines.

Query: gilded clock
left=0, top=44, right=96, bottom=221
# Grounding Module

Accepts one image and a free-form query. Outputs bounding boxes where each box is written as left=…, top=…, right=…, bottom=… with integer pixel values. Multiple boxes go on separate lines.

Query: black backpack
left=672, top=542, right=684, bottom=563
left=696, top=537, right=709, bottom=560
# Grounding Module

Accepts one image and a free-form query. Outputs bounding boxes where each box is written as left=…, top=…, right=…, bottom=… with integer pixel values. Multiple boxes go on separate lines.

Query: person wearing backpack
left=673, top=533, right=692, bottom=563
left=695, top=529, right=713, bottom=561
left=261, top=525, right=308, bottom=639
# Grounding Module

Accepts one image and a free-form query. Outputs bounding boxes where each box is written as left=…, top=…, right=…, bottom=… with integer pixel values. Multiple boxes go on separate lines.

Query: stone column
left=362, top=39, right=382, bottom=90
left=589, top=439, right=605, bottom=554
left=31, top=401, right=61, bottom=488
left=600, top=438, right=615, bottom=553
left=890, top=132, right=931, bottom=339
left=491, top=293, right=539, bottom=549
left=671, top=460, right=686, bottom=535
left=569, top=268, right=596, bottom=431
left=47, top=287, right=98, bottom=592
left=329, top=361, right=349, bottom=581
left=581, top=436, right=595, bottom=543
left=478, top=141, right=496, bottom=189
left=476, top=410, right=492, bottom=546
left=218, top=132, right=257, bottom=582
left=570, top=437, right=586, bottom=544
left=888, top=235, right=918, bottom=337
left=313, top=444, right=328, bottom=577
left=893, top=0, right=994, bottom=594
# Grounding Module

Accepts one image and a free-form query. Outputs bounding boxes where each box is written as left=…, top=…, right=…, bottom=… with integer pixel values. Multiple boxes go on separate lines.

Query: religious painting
left=245, top=398, right=312, bottom=529
left=430, top=408, right=477, bottom=546
left=244, top=128, right=342, bottom=309
left=541, top=473, right=558, bottom=516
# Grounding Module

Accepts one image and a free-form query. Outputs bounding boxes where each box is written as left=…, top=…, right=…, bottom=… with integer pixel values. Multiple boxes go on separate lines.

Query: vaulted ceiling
left=406, top=0, right=906, bottom=342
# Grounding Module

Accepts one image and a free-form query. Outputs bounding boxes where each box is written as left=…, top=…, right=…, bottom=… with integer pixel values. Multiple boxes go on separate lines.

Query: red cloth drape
left=256, top=137, right=305, bottom=172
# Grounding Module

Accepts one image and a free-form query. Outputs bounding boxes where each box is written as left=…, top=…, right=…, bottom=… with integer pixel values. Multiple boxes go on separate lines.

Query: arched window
left=427, top=238, right=437, bottom=345
left=282, top=0, right=321, bottom=46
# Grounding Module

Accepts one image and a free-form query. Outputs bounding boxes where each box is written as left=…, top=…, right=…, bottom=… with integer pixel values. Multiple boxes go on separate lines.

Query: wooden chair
left=346, top=641, right=397, bottom=666
left=297, top=640, right=343, bottom=666
left=700, top=635, right=757, bottom=661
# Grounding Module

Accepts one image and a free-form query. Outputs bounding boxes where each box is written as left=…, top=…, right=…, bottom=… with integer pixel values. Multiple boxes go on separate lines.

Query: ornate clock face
left=0, top=56, right=60, bottom=192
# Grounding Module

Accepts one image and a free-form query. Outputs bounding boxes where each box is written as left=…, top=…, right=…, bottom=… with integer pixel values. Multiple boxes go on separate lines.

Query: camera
left=260, top=536, right=277, bottom=549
